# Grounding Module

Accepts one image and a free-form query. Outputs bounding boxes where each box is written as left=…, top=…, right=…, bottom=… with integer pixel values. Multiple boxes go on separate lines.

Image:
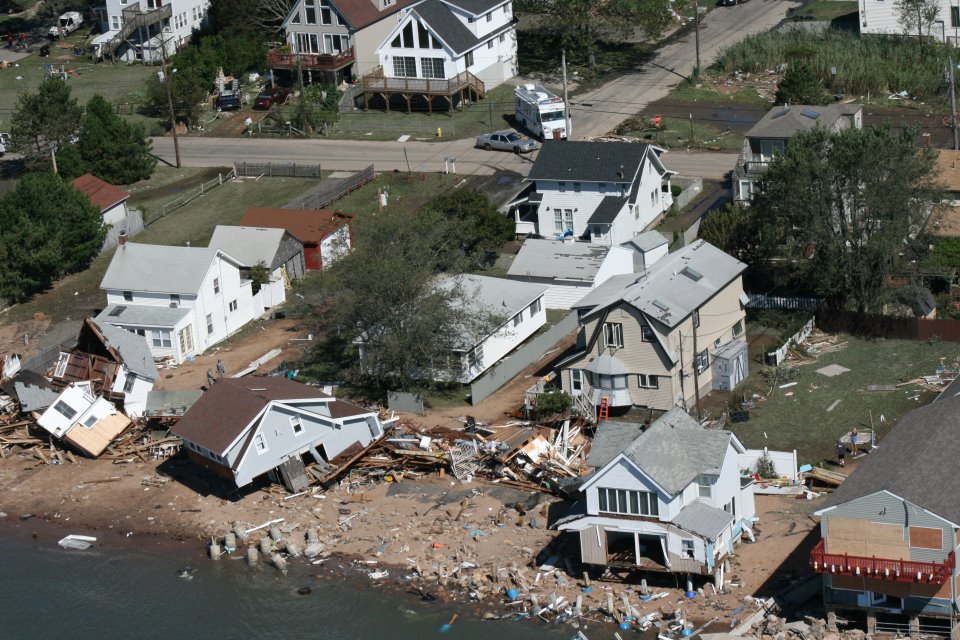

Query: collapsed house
left=170, top=377, right=385, bottom=492
left=556, top=408, right=757, bottom=584
left=52, top=318, right=159, bottom=418
left=36, top=381, right=132, bottom=458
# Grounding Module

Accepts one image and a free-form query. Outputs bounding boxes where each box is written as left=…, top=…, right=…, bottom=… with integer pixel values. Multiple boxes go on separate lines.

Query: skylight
left=800, top=109, right=820, bottom=119
left=681, top=267, right=702, bottom=281
left=108, top=306, right=126, bottom=317
left=653, top=300, right=670, bottom=312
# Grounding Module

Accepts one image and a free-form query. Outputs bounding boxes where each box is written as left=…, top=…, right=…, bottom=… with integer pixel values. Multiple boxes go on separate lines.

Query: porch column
left=909, top=615, right=919, bottom=639
left=826, top=610, right=838, bottom=633
left=866, top=611, right=877, bottom=635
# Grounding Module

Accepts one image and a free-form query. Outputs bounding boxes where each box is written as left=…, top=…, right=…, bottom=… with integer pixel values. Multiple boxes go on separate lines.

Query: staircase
left=598, top=397, right=609, bottom=421
left=97, top=1, right=173, bottom=60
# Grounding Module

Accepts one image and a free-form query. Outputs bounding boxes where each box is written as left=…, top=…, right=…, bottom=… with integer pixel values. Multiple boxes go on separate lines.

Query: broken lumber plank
left=806, top=467, right=846, bottom=487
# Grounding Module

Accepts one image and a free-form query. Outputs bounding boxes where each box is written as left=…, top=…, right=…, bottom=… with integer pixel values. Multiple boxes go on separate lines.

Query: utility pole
left=950, top=57, right=958, bottom=151
left=160, top=39, right=181, bottom=168
left=562, top=49, right=571, bottom=138
left=691, top=313, right=702, bottom=420
left=693, top=0, right=701, bottom=77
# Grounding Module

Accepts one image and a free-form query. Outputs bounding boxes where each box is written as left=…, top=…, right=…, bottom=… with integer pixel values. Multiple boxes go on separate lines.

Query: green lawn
left=728, top=332, right=954, bottom=465
left=788, top=0, right=858, bottom=22
left=614, top=115, right=744, bottom=151
left=2, top=170, right=319, bottom=323
left=668, top=80, right=771, bottom=106
left=332, top=172, right=466, bottom=218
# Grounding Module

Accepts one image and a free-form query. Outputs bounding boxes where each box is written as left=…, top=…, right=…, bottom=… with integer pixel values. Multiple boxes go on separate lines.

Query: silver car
left=476, top=130, right=537, bottom=153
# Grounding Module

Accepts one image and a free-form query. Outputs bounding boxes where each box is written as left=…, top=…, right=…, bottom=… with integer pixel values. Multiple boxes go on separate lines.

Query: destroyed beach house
left=36, top=382, right=133, bottom=458
left=811, top=390, right=960, bottom=638
left=557, top=408, right=757, bottom=584
left=171, top=377, right=385, bottom=492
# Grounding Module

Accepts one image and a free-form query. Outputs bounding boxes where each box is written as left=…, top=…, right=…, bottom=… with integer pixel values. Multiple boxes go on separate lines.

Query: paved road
left=571, top=0, right=801, bottom=139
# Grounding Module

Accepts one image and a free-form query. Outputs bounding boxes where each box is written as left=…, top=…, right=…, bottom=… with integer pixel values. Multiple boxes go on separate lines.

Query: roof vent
left=681, top=266, right=702, bottom=281
left=109, top=306, right=126, bottom=317
left=800, top=109, right=820, bottom=119
left=653, top=300, right=670, bottom=312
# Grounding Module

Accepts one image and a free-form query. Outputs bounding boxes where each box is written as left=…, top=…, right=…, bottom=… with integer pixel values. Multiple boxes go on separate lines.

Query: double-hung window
left=637, top=374, right=658, bottom=389
left=695, top=349, right=709, bottom=373
left=597, top=488, right=659, bottom=516
left=602, top=322, right=623, bottom=348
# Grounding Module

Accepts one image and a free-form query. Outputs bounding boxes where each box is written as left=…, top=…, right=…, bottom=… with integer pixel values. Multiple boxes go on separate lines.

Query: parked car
left=718, top=0, right=749, bottom=5
left=253, top=87, right=289, bottom=110
left=216, top=92, right=241, bottom=111
left=48, top=12, right=83, bottom=39
left=475, top=130, right=537, bottom=154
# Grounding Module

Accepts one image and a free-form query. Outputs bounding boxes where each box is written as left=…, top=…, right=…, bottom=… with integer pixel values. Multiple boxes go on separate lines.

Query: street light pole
left=693, top=0, right=701, bottom=77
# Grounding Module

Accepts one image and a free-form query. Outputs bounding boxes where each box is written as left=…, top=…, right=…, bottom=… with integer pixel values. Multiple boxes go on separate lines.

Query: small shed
left=711, top=339, right=749, bottom=391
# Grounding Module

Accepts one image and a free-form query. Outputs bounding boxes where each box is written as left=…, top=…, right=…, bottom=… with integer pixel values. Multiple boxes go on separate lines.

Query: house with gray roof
left=506, top=231, right=669, bottom=309
left=810, top=393, right=960, bottom=636
left=512, top=141, right=675, bottom=244
left=208, top=225, right=306, bottom=309
left=97, top=241, right=260, bottom=365
left=734, top=103, right=862, bottom=202
left=557, top=408, right=757, bottom=581
left=374, top=0, right=517, bottom=92
left=556, top=239, right=748, bottom=415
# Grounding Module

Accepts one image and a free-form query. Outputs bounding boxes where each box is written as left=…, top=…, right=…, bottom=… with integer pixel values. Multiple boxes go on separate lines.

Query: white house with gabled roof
left=556, top=408, right=757, bottom=582
left=96, top=240, right=259, bottom=364
left=375, top=0, right=517, bottom=88
left=512, top=141, right=675, bottom=244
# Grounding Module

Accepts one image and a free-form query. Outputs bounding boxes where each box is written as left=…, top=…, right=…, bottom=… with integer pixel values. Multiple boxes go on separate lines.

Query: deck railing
left=810, top=539, right=955, bottom=584
left=267, top=46, right=355, bottom=70
left=360, top=67, right=485, bottom=96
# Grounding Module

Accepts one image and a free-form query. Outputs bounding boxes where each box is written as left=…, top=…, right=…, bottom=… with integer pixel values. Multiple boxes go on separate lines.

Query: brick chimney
left=118, top=230, right=128, bottom=248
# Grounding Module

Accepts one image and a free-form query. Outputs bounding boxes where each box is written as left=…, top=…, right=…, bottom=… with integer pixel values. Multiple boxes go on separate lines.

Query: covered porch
left=268, top=46, right=356, bottom=86
left=358, top=67, right=486, bottom=114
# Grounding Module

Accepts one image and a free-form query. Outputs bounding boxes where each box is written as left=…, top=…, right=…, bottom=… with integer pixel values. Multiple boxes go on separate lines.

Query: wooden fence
left=235, top=162, right=323, bottom=178
left=289, top=164, right=376, bottom=210
left=143, top=169, right=236, bottom=227
left=816, top=308, right=960, bottom=342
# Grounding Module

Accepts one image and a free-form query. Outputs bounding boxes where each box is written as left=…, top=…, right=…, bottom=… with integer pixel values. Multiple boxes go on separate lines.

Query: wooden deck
left=359, top=67, right=485, bottom=114
left=268, top=47, right=355, bottom=71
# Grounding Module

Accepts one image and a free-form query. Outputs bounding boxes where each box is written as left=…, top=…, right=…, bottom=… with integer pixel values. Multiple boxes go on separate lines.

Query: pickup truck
left=48, top=12, right=83, bottom=39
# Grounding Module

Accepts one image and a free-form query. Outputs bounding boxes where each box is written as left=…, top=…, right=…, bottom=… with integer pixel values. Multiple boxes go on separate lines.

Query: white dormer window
left=697, top=474, right=713, bottom=498
left=290, top=415, right=304, bottom=435
left=383, top=0, right=393, bottom=5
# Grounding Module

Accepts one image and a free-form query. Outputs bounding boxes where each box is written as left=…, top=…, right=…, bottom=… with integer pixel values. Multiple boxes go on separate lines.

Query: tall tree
left=525, top=0, right=678, bottom=68
left=895, top=0, right=939, bottom=42
left=749, top=126, right=941, bottom=312
left=61, top=95, right=156, bottom=184
left=290, top=85, right=341, bottom=135
left=9, top=77, right=83, bottom=169
left=775, top=62, right=829, bottom=106
left=0, top=173, right=105, bottom=302
left=421, top=188, right=515, bottom=269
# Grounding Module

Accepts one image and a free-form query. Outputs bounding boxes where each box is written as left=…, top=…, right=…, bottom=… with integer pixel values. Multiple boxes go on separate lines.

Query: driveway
left=571, top=0, right=802, bottom=139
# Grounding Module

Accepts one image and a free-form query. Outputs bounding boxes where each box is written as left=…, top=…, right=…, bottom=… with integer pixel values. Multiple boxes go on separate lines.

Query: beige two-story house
left=734, top=103, right=862, bottom=203
left=557, top=239, right=748, bottom=416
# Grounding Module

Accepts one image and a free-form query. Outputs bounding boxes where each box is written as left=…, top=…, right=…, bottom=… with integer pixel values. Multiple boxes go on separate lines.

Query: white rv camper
left=514, top=83, right=569, bottom=140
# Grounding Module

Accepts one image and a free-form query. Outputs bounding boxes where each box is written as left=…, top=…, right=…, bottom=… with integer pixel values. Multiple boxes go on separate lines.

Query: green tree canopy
left=59, top=95, right=156, bottom=184
left=290, top=85, right=341, bottom=135
left=0, top=173, right=106, bottom=302
left=775, top=62, right=830, bottom=106
left=10, top=77, right=83, bottom=170
left=748, top=125, right=941, bottom=311
left=894, top=0, right=939, bottom=41
left=422, top=188, right=515, bottom=269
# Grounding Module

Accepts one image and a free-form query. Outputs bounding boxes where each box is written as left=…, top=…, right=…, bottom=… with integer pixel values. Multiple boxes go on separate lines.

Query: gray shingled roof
left=746, top=104, right=862, bottom=140
left=14, top=379, right=58, bottom=412
left=583, top=353, right=629, bottom=375
left=586, top=420, right=646, bottom=468
left=413, top=0, right=479, bottom=55
left=209, top=226, right=286, bottom=270
left=819, top=393, right=960, bottom=525
left=507, top=240, right=611, bottom=281
left=93, top=319, right=159, bottom=381
left=96, top=304, right=192, bottom=329
left=436, top=274, right=546, bottom=345
left=672, top=501, right=734, bottom=539
left=440, top=0, right=505, bottom=15
left=101, top=243, right=226, bottom=295
left=588, top=196, right=627, bottom=225
left=573, top=240, right=746, bottom=329
left=528, top=141, right=657, bottom=183
left=623, top=231, right=668, bottom=253
left=620, top=407, right=732, bottom=495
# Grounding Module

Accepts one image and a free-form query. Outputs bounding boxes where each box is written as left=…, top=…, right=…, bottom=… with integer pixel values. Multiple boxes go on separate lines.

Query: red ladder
left=598, top=397, right=609, bottom=421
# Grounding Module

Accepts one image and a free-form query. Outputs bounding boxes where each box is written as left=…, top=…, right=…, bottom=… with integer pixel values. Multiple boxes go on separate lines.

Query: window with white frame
left=640, top=324, right=654, bottom=342
left=111, top=15, right=121, bottom=29
left=393, top=56, right=416, bottom=78
left=759, top=139, right=784, bottom=161
left=570, top=369, right=583, bottom=393
left=486, top=11, right=492, bottom=21
left=255, top=433, right=267, bottom=453
left=692, top=309, right=700, bottom=328
left=170, top=293, right=180, bottom=305
left=697, top=474, right=713, bottom=498
left=152, top=329, right=172, bottom=348
left=637, top=374, right=658, bottom=389
left=695, top=349, right=709, bottom=373
left=53, top=400, right=77, bottom=420
left=602, top=322, right=623, bottom=348
left=554, top=209, right=564, bottom=233
left=420, top=57, right=445, bottom=79
left=213, top=277, right=220, bottom=294
left=732, top=320, right=743, bottom=337
left=590, top=372, right=628, bottom=389
left=304, top=0, right=316, bottom=23
left=739, top=180, right=754, bottom=200
left=178, top=326, right=194, bottom=354
left=597, top=488, right=659, bottom=516
left=229, top=300, right=238, bottom=312
left=528, top=297, right=541, bottom=316
left=563, top=208, right=573, bottom=231
left=123, top=373, right=137, bottom=394
left=319, top=0, right=333, bottom=25
left=511, top=311, right=522, bottom=327
left=953, top=6, right=959, bottom=27
left=682, top=539, right=695, bottom=558
left=467, top=344, right=483, bottom=368
left=464, top=50, right=474, bottom=67
left=83, top=414, right=98, bottom=428
left=206, top=314, right=214, bottom=335
left=499, top=33, right=505, bottom=43
left=487, top=40, right=493, bottom=49
left=383, top=0, right=393, bottom=6
left=290, top=415, right=304, bottom=435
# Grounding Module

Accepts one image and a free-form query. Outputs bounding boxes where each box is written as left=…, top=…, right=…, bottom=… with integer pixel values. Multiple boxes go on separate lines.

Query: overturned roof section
left=746, top=103, right=862, bottom=140
left=239, top=208, right=352, bottom=245
left=616, top=407, right=733, bottom=496
left=90, top=319, right=159, bottom=381
left=171, top=377, right=332, bottom=454
left=70, top=173, right=130, bottom=212
left=3, top=370, right=59, bottom=412
left=208, top=225, right=292, bottom=270
left=507, top=240, right=612, bottom=281
left=528, top=141, right=668, bottom=183
left=100, top=243, right=229, bottom=295
left=573, top=240, right=746, bottom=328
left=818, top=393, right=960, bottom=525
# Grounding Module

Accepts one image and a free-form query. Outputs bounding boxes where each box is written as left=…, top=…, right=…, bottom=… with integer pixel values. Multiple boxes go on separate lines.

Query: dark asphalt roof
left=441, top=0, right=505, bottom=15
left=819, top=393, right=960, bottom=525
left=414, top=0, right=478, bottom=55
left=587, top=196, right=627, bottom=225
left=528, top=141, right=653, bottom=183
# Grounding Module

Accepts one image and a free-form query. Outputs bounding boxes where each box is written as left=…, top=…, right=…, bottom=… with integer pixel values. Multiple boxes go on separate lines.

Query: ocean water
left=0, top=534, right=573, bottom=640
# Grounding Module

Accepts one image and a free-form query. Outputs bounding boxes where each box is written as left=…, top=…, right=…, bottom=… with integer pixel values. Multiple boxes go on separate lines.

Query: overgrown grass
left=331, top=172, right=471, bottom=219
left=668, top=82, right=770, bottom=105
left=714, top=30, right=951, bottom=103
left=614, top=115, right=744, bottom=151
left=729, top=331, right=952, bottom=464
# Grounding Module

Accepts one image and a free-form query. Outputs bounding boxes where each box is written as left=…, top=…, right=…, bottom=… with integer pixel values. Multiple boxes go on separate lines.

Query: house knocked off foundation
left=811, top=392, right=960, bottom=638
